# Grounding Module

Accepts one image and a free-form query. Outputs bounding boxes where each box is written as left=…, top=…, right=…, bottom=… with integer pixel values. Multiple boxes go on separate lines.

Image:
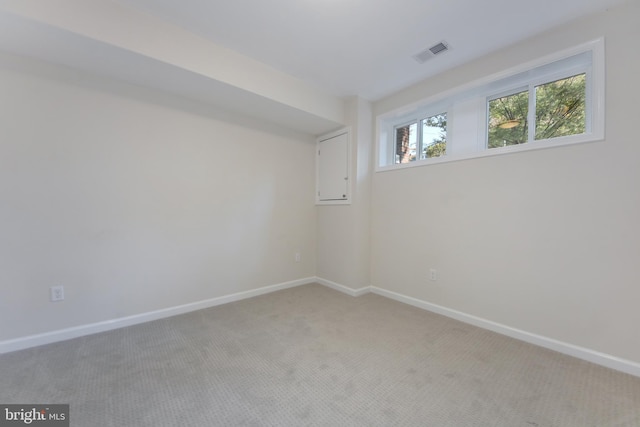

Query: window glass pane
left=535, top=73, right=586, bottom=140
left=421, top=113, right=447, bottom=159
left=395, top=122, right=417, bottom=163
left=488, top=90, right=529, bottom=149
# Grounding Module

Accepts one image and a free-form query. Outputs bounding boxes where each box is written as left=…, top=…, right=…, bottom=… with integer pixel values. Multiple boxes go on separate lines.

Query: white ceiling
left=115, top=0, right=626, bottom=100
left=0, top=0, right=629, bottom=134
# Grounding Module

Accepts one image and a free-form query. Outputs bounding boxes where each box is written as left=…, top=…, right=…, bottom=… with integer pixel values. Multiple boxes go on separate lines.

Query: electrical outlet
left=295, top=252, right=301, bottom=263
left=50, top=285, right=64, bottom=302
left=429, top=269, right=437, bottom=281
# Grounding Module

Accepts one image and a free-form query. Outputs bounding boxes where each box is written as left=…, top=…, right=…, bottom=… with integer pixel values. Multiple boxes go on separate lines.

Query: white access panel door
left=317, top=130, right=350, bottom=204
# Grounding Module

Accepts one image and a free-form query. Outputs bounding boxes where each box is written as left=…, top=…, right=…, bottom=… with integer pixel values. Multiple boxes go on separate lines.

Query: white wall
left=316, top=97, right=372, bottom=291
left=0, top=53, right=317, bottom=342
left=371, top=1, right=640, bottom=364
left=2, top=1, right=638, bottom=372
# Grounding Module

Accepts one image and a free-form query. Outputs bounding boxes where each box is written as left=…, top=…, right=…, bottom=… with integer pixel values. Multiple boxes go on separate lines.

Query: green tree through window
left=488, top=91, right=529, bottom=148
left=422, top=113, right=447, bottom=158
left=535, top=74, right=586, bottom=140
left=487, top=73, right=586, bottom=149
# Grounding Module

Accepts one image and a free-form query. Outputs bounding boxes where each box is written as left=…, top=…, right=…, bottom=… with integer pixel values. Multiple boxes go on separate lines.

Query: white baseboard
left=315, top=277, right=371, bottom=297
left=4, top=277, right=639, bottom=378
left=0, top=277, right=316, bottom=354
left=370, top=286, right=640, bottom=378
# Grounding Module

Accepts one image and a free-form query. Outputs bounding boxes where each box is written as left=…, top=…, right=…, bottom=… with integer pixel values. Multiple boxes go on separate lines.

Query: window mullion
left=417, top=118, right=424, bottom=160
left=528, top=83, right=536, bottom=143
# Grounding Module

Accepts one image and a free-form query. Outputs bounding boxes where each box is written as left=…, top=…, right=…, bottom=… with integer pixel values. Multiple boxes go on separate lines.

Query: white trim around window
left=375, top=38, right=605, bottom=172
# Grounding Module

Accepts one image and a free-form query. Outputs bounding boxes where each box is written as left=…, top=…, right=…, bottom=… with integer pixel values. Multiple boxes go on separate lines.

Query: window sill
left=375, top=132, right=604, bottom=173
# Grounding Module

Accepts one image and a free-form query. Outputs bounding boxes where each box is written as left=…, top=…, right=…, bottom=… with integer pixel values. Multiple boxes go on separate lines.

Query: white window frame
left=420, top=111, right=448, bottom=160
left=486, top=85, right=530, bottom=148
left=376, top=38, right=605, bottom=172
left=393, top=119, right=418, bottom=164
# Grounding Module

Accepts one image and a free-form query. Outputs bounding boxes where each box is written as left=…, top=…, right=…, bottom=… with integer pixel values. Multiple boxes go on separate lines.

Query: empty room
left=1, top=0, right=639, bottom=425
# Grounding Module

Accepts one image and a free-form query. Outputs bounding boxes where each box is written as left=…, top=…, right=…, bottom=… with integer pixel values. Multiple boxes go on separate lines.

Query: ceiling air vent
left=412, top=41, right=450, bottom=64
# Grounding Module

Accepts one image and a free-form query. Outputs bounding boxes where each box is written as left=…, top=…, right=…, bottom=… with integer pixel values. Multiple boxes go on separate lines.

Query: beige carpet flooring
left=1, top=283, right=639, bottom=426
